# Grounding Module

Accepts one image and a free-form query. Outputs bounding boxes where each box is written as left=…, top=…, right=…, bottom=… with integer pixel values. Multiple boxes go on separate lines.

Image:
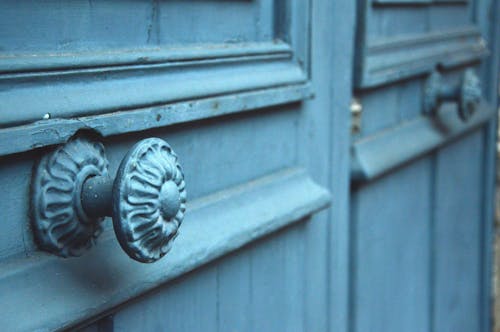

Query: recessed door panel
left=356, top=0, right=486, bottom=88
left=0, top=0, right=275, bottom=52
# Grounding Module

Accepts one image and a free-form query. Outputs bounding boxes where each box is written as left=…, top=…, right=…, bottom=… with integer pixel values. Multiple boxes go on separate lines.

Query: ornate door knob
left=424, top=69, right=481, bottom=121
left=31, top=135, right=187, bottom=263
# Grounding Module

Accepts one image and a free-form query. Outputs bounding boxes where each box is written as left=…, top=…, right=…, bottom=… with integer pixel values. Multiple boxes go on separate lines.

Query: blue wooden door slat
left=352, top=158, right=432, bottom=332
left=433, top=132, right=484, bottom=332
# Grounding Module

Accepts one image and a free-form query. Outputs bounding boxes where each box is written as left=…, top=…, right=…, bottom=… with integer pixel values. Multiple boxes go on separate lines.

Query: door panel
left=352, top=158, right=432, bottom=332
left=0, top=0, right=496, bottom=331
left=0, top=107, right=301, bottom=260
left=356, top=0, right=486, bottom=88
left=111, top=223, right=306, bottom=332
left=351, top=129, right=490, bottom=332
left=0, top=1, right=347, bottom=331
left=350, top=0, right=498, bottom=331
left=114, top=265, right=219, bottom=332
left=0, top=1, right=274, bottom=52
left=0, top=1, right=310, bottom=134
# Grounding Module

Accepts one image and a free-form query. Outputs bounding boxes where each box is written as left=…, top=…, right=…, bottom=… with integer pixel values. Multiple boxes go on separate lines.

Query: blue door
left=350, top=0, right=499, bottom=331
left=0, top=1, right=497, bottom=331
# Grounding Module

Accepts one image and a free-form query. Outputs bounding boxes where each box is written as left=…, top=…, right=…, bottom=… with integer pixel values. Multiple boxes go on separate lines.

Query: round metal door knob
left=459, top=69, right=482, bottom=121
left=112, top=138, right=186, bottom=263
left=31, top=135, right=186, bottom=263
left=424, top=69, right=481, bottom=122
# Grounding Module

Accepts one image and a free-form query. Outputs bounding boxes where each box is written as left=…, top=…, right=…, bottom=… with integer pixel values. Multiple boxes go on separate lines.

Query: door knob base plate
left=31, top=136, right=109, bottom=257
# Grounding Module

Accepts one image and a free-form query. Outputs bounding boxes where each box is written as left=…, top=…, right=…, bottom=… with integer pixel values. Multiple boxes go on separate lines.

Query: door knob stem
left=424, top=69, right=481, bottom=121
left=81, top=175, right=114, bottom=219
left=437, top=85, right=460, bottom=102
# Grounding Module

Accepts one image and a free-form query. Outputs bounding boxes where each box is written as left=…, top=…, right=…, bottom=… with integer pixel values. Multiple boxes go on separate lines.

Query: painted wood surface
left=0, top=1, right=274, bottom=52
left=476, top=0, right=500, bottom=329
left=350, top=0, right=499, bottom=331
left=309, top=1, right=356, bottom=331
left=0, top=168, right=330, bottom=331
left=351, top=128, right=492, bottom=332
left=351, top=102, right=494, bottom=182
left=352, top=158, right=432, bottom=331
left=0, top=84, right=311, bottom=157
left=433, top=132, right=483, bottom=331
left=0, top=0, right=497, bottom=331
left=111, top=224, right=307, bottom=332
left=355, top=0, right=485, bottom=87
left=78, top=1, right=350, bottom=331
left=0, top=1, right=309, bottom=128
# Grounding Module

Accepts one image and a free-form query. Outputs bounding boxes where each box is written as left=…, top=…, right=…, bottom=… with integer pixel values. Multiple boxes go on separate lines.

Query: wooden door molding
left=0, top=168, right=330, bottom=331
left=357, top=27, right=488, bottom=88
left=355, top=0, right=487, bottom=88
left=350, top=102, right=494, bottom=183
left=0, top=1, right=312, bottom=157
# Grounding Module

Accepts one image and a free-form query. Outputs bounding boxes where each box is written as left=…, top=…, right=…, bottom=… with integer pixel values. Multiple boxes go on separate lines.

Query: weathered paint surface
left=0, top=0, right=497, bottom=331
left=351, top=1, right=499, bottom=332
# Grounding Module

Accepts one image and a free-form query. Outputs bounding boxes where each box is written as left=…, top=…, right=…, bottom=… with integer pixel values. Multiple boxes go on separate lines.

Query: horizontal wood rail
left=0, top=168, right=330, bottom=331
left=351, top=102, right=494, bottom=183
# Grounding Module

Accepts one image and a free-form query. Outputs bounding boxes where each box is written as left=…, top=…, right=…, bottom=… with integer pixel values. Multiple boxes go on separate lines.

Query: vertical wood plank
left=352, top=158, right=432, bottom=332
left=112, top=266, right=218, bottom=332
left=217, top=249, right=252, bottom=332
left=248, top=231, right=287, bottom=331
left=433, top=132, right=483, bottom=332
left=283, top=223, right=306, bottom=332
left=217, top=224, right=306, bottom=332
left=299, top=0, right=354, bottom=331
left=321, top=0, right=356, bottom=330
left=0, top=154, right=33, bottom=258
